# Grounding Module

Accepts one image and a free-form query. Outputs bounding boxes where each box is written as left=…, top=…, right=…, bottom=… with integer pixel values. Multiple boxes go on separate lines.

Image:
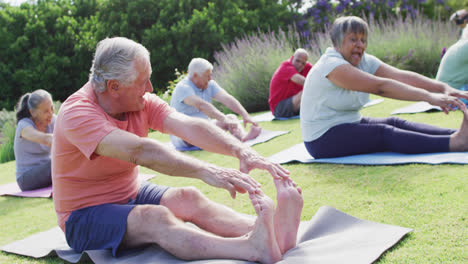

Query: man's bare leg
left=121, top=189, right=281, bottom=263
left=291, top=91, right=302, bottom=113
left=273, top=178, right=303, bottom=254
left=161, top=187, right=254, bottom=237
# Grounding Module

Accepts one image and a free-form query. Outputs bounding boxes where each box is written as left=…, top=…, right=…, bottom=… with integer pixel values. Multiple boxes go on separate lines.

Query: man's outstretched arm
left=164, top=112, right=289, bottom=179
left=95, top=127, right=260, bottom=198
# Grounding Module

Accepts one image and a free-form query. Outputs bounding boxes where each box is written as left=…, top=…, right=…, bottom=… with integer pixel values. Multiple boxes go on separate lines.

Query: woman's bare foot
left=246, top=191, right=282, bottom=264
left=450, top=107, right=468, bottom=151
left=273, top=178, right=303, bottom=254
left=242, top=125, right=262, bottom=142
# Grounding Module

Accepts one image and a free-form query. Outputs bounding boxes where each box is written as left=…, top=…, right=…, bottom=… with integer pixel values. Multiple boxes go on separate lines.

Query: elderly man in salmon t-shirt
left=269, top=48, right=313, bottom=118
left=52, top=37, right=303, bottom=263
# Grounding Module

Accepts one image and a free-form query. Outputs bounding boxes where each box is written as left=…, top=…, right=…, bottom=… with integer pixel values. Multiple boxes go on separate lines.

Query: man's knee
left=131, top=204, right=176, bottom=227
left=176, top=186, right=205, bottom=204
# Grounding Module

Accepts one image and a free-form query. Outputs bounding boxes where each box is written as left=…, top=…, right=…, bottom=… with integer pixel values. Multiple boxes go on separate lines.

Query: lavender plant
left=211, top=11, right=457, bottom=113
left=297, top=0, right=451, bottom=34
left=212, top=29, right=317, bottom=113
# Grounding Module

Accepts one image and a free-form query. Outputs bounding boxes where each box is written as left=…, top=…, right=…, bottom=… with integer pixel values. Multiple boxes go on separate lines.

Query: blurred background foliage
left=0, top=0, right=296, bottom=110
left=0, top=0, right=464, bottom=163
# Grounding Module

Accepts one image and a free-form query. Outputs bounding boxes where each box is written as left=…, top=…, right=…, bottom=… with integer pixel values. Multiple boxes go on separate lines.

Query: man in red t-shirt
left=269, top=49, right=313, bottom=117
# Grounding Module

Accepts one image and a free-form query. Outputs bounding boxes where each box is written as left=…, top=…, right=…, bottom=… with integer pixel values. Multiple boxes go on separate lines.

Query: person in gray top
left=14, top=89, right=55, bottom=191
left=301, top=16, right=468, bottom=159
left=170, top=58, right=261, bottom=149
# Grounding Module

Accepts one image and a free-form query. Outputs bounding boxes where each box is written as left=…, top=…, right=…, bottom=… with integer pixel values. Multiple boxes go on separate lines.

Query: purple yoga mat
left=0, top=173, right=157, bottom=198
left=0, top=182, right=52, bottom=198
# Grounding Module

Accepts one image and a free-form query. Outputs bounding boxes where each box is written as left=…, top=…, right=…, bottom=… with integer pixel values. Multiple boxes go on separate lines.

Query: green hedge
left=0, top=0, right=296, bottom=110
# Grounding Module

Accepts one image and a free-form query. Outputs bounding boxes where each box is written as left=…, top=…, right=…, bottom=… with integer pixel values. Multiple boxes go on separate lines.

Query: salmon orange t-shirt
left=52, top=82, right=175, bottom=231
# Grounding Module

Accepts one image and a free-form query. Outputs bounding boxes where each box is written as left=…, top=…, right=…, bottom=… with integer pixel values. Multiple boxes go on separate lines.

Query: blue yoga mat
left=269, top=143, right=468, bottom=165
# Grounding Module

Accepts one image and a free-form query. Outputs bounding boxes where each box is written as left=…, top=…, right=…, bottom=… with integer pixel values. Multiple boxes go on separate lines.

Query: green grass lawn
left=0, top=95, right=467, bottom=263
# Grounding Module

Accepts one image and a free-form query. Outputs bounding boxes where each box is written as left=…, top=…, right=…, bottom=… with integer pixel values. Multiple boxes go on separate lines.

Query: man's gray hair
left=188, top=58, right=213, bottom=79
left=330, top=16, right=369, bottom=49
left=294, top=48, right=309, bottom=58
left=89, top=37, right=150, bottom=93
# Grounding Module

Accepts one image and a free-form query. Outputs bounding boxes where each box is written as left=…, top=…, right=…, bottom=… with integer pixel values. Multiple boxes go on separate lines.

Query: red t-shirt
left=269, top=56, right=313, bottom=112
left=52, top=82, right=174, bottom=231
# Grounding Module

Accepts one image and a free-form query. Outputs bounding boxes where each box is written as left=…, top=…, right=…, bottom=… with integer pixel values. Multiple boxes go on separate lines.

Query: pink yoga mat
left=0, top=173, right=157, bottom=198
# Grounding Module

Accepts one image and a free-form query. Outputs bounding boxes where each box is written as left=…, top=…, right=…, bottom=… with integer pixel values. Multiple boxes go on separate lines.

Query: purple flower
left=388, top=1, right=395, bottom=8
left=335, top=5, right=345, bottom=13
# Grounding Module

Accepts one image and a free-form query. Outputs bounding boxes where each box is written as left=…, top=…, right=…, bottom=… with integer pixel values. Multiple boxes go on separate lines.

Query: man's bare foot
left=450, top=108, right=468, bottom=151
left=274, top=178, right=303, bottom=254
left=242, top=125, right=262, bottom=142
left=246, top=191, right=282, bottom=264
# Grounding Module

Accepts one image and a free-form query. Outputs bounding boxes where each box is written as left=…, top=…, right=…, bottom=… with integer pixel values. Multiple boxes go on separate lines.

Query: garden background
left=0, top=0, right=467, bottom=263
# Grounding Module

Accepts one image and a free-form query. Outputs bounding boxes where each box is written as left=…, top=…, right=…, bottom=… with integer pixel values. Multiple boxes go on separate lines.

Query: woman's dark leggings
left=305, top=116, right=456, bottom=159
left=17, top=160, right=52, bottom=191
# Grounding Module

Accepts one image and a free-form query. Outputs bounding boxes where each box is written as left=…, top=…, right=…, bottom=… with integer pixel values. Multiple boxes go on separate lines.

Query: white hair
left=89, top=37, right=150, bottom=93
left=294, top=48, right=309, bottom=58
left=188, top=58, right=213, bottom=79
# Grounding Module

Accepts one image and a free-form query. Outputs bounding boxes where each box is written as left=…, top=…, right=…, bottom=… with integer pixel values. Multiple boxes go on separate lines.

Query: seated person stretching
left=170, top=58, right=261, bottom=149
left=301, top=16, right=468, bottom=159
left=269, top=48, right=313, bottom=118
left=52, top=37, right=303, bottom=263
left=450, top=9, right=468, bottom=39
left=436, top=19, right=468, bottom=95
left=14, top=89, right=55, bottom=191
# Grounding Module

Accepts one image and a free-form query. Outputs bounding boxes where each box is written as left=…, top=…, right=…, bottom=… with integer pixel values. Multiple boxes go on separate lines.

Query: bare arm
left=95, top=128, right=260, bottom=198
left=164, top=112, right=289, bottom=179
left=327, top=63, right=466, bottom=113
left=376, top=63, right=468, bottom=100
left=183, top=94, right=232, bottom=125
left=290, top=73, right=306, bottom=86
left=20, top=126, right=53, bottom=147
left=213, top=89, right=257, bottom=127
left=375, top=62, right=446, bottom=93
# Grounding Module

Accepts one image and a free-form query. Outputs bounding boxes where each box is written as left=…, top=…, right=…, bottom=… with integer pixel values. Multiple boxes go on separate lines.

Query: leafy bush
left=367, top=14, right=458, bottom=77
left=0, top=121, right=15, bottom=163
left=158, top=69, right=187, bottom=104
left=212, top=12, right=458, bottom=113
left=0, top=108, right=16, bottom=129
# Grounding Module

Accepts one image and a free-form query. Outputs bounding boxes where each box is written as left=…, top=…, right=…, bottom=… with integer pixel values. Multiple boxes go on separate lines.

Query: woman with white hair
left=301, top=16, right=468, bottom=159
left=14, top=89, right=55, bottom=190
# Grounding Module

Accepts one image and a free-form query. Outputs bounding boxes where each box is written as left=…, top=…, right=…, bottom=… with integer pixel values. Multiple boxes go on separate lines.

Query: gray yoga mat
left=391, top=101, right=441, bottom=115
left=1, top=205, right=412, bottom=264
left=269, top=143, right=468, bottom=165
left=166, top=129, right=290, bottom=151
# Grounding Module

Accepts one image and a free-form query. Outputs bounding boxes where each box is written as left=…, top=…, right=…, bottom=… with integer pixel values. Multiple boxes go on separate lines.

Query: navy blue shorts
left=65, top=181, right=169, bottom=256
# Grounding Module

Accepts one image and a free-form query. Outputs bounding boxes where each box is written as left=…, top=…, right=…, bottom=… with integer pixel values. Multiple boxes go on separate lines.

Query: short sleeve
left=207, top=80, right=222, bottom=97
left=17, top=118, right=34, bottom=136
left=144, top=93, right=175, bottom=133
left=276, top=63, right=299, bottom=82
left=320, top=56, right=349, bottom=78
left=60, top=103, right=117, bottom=160
left=174, top=81, right=196, bottom=103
